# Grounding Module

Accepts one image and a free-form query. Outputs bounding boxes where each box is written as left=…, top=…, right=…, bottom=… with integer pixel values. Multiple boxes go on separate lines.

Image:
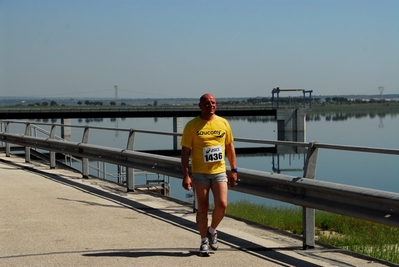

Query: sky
left=1, top=0, right=398, bottom=99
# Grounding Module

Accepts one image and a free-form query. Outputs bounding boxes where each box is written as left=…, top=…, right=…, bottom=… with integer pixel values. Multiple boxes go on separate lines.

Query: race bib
left=203, top=145, right=223, bottom=163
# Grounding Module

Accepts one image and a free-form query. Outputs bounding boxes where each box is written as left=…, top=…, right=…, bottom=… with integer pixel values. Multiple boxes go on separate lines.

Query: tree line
left=19, top=96, right=395, bottom=108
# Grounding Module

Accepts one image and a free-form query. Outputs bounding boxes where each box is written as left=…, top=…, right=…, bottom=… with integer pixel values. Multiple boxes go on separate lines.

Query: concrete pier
left=277, top=108, right=307, bottom=133
left=173, top=117, right=183, bottom=150
left=61, top=118, right=71, bottom=141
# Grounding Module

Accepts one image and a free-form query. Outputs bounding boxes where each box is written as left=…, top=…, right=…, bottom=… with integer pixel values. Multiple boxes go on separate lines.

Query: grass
left=226, top=200, right=399, bottom=264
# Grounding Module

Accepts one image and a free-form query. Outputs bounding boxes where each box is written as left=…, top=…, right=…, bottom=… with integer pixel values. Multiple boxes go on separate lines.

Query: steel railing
left=1, top=120, right=399, bottom=250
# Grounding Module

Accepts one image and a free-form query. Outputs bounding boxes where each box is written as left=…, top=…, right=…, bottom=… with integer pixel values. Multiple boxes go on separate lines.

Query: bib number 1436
left=203, top=145, right=223, bottom=163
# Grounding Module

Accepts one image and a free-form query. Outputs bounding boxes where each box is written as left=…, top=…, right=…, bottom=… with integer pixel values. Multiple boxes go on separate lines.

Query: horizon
left=1, top=93, right=399, bottom=101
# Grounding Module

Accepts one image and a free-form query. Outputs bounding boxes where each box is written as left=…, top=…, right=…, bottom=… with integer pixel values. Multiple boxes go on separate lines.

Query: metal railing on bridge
left=1, top=120, right=399, bottom=250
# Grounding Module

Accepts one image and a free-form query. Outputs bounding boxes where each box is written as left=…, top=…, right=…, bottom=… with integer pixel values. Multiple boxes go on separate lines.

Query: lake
left=18, top=110, right=399, bottom=206
left=39, top=110, right=399, bottom=208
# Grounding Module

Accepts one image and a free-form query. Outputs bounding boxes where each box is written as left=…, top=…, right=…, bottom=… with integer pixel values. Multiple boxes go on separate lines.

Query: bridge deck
left=0, top=106, right=276, bottom=119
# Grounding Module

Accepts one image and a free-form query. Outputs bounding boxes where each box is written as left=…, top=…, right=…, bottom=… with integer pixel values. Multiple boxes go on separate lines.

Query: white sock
left=208, top=226, right=216, bottom=235
left=201, top=237, right=207, bottom=243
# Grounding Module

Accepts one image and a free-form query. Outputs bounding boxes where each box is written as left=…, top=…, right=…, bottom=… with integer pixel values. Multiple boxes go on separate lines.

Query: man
left=181, top=93, right=238, bottom=257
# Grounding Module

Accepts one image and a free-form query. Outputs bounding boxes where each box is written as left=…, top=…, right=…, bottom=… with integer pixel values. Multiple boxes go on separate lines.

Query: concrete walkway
left=0, top=152, right=397, bottom=267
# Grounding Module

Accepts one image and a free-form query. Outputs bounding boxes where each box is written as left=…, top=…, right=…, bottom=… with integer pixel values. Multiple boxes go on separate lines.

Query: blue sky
left=1, top=0, right=398, bottom=99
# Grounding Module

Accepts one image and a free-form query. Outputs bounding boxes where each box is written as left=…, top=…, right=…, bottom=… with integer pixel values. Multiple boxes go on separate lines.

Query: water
left=20, top=111, right=399, bottom=206
left=305, top=112, right=399, bottom=194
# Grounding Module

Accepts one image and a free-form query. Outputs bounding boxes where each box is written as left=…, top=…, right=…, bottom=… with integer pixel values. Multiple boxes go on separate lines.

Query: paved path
left=0, top=153, right=397, bottom=267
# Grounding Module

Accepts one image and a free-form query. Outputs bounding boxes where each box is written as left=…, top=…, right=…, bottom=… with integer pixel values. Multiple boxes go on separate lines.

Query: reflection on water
left=306, top=110, right=398, bottom=126
left=29, top=110, right=397, bottom=126
left=78, top=118, right=104, bottom=123
left=271, top=153, right=306, bottom=174
left=226, top=116, right=276, bottom=123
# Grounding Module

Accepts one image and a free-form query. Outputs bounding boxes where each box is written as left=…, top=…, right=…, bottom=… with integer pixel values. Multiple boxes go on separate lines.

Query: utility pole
left=114, top=85, right=118, bottom=105
left=378, top=86, right=384, bottom=100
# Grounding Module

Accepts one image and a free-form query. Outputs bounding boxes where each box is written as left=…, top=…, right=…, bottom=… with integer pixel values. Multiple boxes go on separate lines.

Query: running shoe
left=199, top=239, right=210, bottom=257
left=207, top=228, right=219, bottom=251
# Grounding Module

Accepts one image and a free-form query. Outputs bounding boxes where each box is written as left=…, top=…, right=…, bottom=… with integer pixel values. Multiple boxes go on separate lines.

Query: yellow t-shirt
left=181, top=115, right=234, bottom=174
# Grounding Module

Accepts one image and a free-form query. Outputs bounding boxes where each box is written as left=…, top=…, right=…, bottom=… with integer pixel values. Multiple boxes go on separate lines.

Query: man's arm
left=226, top=142, right=237, bottom=169
left=181, top=145, right=192, bottom=190
left=225, top=142, right=238, bottom=188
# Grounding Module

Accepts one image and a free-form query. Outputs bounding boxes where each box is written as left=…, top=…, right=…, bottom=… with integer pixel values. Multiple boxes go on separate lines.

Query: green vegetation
left=226, top=200, right=399, bottom=264
left=1, top=95, right=398, bottom=110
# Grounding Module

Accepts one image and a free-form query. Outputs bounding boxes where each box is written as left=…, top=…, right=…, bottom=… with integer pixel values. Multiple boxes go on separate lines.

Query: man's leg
left=194, top=183, right=211, bottom=239
left=210, top=181, right=228, bottom=229
left=206, top=181, right=228, bottom=250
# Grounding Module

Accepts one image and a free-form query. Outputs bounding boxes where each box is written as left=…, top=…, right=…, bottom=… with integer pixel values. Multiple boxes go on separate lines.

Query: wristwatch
left=231, top=168, right=238, bottom=173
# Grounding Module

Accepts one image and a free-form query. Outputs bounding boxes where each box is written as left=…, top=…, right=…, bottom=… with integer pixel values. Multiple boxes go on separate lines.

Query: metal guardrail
left=1, top=120, right=399, bottom=250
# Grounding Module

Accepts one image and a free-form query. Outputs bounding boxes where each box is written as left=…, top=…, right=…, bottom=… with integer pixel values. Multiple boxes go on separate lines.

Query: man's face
left=199, top=95, right=216, bottom=115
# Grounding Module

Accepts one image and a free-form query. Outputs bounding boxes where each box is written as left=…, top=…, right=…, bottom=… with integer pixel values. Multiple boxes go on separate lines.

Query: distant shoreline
left=1, top=93, right=398, bottom=114
left=1, top=93, right=398, bottom=100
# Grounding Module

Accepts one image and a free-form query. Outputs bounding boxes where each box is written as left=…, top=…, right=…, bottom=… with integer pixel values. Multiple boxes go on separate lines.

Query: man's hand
left=182, top=174, right=193, bottom=190
left=228, top=172, right=238, bottom=189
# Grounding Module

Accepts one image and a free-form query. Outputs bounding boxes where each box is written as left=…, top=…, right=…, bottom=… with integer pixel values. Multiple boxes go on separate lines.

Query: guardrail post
left=24, top=123, right=31, bottom=163
left=49, top=125, right=57, bottom=169
left=0, top=122, right=3, bottom=147
left=125, top=129, right=136, bottom=191
left=81, top=126, right=90, bottom=178
left=302, top=141, right=318, bottom=249
left=5, top=122, right=11, bottom=157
